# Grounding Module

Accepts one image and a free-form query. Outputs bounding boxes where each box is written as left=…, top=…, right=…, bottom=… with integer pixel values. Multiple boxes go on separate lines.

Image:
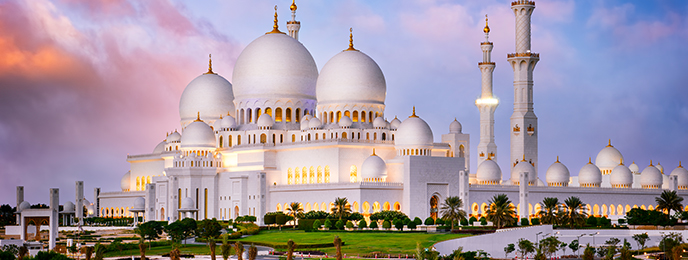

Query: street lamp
left=536, top=232, right=543, bottom=247
left=575, top=234, right=586, bottom=257
left=590, top=232, right=600, bottom=247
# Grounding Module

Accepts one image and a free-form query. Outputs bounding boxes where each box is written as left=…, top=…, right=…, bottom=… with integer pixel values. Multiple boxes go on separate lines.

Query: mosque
left=94, top=0, right=688, bottom=224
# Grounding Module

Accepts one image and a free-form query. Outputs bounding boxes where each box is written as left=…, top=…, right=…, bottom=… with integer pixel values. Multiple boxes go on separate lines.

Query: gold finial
left=522, top=155, right=526, bottom=162
left=372, top=149, right=376, bottom=156
left=409, top=106, right=418, bottom=118
left=266, top=5, right=284, bottom=34
left=588, top=157, right=592, bottom=164
left=204, top=54, right=214, bottom=74
left=195, top=112, right=201, bottom=122
left=619, top=158, right=624, bottom=165
left=219, top=114, right=223, bottom=119
left=649, top=160, right=653, bottom=166
left=290, top=0, right=297, bottom=11
left=556, top=156, right=559, bottom=163
left=606, top=139, right=612, bottom=147
left=345, top=27, right=357, bottom=51
left=483, top=14, right=490, bottom=33
left=680, top=161, right=683, bottom=168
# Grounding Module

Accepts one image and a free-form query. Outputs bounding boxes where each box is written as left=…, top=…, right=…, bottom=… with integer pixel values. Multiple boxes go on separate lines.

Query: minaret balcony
left=507, top=52, right=539, bottom=58
left=478, top=62, right=495, bottom=65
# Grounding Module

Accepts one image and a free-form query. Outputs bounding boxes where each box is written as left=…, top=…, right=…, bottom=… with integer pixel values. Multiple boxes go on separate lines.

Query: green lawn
left=234, top=230, right=469, bottom=255
left=104, top=244, right=230, bottom=257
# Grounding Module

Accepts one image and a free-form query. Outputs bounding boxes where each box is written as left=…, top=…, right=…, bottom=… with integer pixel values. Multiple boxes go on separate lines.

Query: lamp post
left=590, top=232, right=599, bottom=248
left=536, top=231, right=543, bottom=248
left=576, top=234, right=585, bottom=257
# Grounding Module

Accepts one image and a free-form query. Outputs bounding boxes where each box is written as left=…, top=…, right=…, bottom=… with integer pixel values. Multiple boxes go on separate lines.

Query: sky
left=0, top=0, right=687, bottom=206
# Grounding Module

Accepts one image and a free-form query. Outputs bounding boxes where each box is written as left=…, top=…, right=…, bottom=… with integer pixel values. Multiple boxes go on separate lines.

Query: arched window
left=280, top=134, right=283, bottom=143
left=363, top=201, right=370, bottom=213
left=350, top=165, right=357, bottom=183
left=323, top=113, right=328, bottom=124
left=237, top=135, right=241, bottom=145
left=317, top=166, right=323, bottom=183
left=277, top=204, right=282, bottom=212
left=240, top=109, right=245, bottom=124
left=344, top=110, right=350, bottom=118
left=294, top=168, right=301, bottom=184
left=314, top=202, right=319, bottom=211
left=369, top=111, right=373, bottom=122
left=353, top=111, right=359, bottom=122
left=383, top=202, right=391, bottom=211
left=272, top=134, right=276, bottom=144
left=234, top=206, right=239, bottom=218
left=228, top=136, right=232, bottom=147
left=374, top=133, right=377, bottom=140
left=305, top=203, right=311, bottom=212
left=325, top=166, right=330, bottom=183
left=275, top=108, right=282, bottom=122
left=247, top=108, right=252, bottom=123
left=302, top=167, right=308, bottom=184
left=287, top=168, right=293, bottom=185
left=308, top=134, right=311, bottom=141
left=309, top=166, right=315, bottom=184
left=366, top=133, right=370, bottom=140
left=430, top=195, right=439, bottom=220
left=292, top=134, right=296, bottom=142
left=265, top=107, right=272, bottom=117
left=136, top=177, right=141, bottom=191
left=219, top=136, right=223, bottom=148
left=393, top=202, right=401, bottom=211
left=382, top=133, right=386, bottom=141
left=352, top=201, right=359, bottom=213
left=336, top=111, right=342, bottom=122
left=286, top=108, right=292, bottom=122
left=256, top=108, right=262, bottom=119
left=373, top=201, right=381, bottom=213
left=295, top=108, right=301, bottom=122
left=329, top=112, right=334, bottom=123
left=459, top=145, right=465, bottom=157
left=342, top=132, right=347, bottom=139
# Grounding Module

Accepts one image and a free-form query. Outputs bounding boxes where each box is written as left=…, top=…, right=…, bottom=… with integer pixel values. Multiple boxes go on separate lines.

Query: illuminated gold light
left=475, top=98, right=499, bottom=105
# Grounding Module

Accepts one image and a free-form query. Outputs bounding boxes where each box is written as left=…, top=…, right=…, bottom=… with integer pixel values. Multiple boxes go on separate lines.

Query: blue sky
left=0, top=0, right=686, bottom=205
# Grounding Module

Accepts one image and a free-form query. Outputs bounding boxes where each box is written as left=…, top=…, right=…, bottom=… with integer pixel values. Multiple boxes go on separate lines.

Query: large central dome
left=316, top=50, right=386, bottom=104
left=232, top=33, right=318, bottom=101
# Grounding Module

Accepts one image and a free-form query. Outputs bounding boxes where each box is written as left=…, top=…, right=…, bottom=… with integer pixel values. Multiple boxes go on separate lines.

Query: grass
left=103, top=244, right=234, bottom=257
left=234, top=230, right=469, bottom=255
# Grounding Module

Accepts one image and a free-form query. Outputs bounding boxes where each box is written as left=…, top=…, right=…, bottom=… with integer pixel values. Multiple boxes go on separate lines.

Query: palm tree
left=538, top=197, right=561, bottom=225
left=485, top=194, right=516, bottom=229
left=440, top=196, right=466, bottom=230
left=656, top=190, right=684, bottom=215
left=331, top=197, right=351, bottom=220
left=561, top=196, right=588, bottom=228
left=287, top=202, right=303, bottom=228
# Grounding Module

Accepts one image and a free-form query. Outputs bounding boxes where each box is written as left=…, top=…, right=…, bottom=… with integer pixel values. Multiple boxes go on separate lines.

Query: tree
left=164, top=221, right=185, bottom=244
left=538, top=198, right=560, bottom=225
left=562, top=196, right=588, bottom=228
left=180, top=218, right=197, bottom=244
left=517, top=238, right=535, bottom=259
left=84, top=246, right=94, bottom=260
left=197, top=219, right=222, bottom=260
left=331, top=197, right=351, bottom=220
left=138, top=238, right=147, bottom=260
left=234, top=242, right=244, bottom=260
left=358, top=220, right=367, bottom=229
left=619, top=240, right=633, bottom=260
left=504, top=243, right=515, bottom=258
left=93, top=243, right=106, bottom=260
left=287, top=202, right=303, bottom=228
left=440, top=196, right=467, bottom=231
left=583, top=245, right=595, bottom=260
left=632, top=233, right=650, bottom=250
left=221, top=235, right=232, bottom=260
left=568, top=240, right=580, bottom=257
left=334, top=236, right=343, bottom=260
left=135, top=221, right=163, bottom=249
left=656, top=190, right=684, bottom=215
left=560, top=242, right=568, bottom=256
left=248, top=244, right=257, bottom=260
left=286, top=240, right=296, bottom=260
left=486, top=194, right=516, bottom=229
left=659, top=233, right=684, bottom=260
left=540, top=236, right=562, bottom=259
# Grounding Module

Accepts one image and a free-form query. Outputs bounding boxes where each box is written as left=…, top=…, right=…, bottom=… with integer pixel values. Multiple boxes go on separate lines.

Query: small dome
left=390, top=117, right=401, bottom=130
left=257, top=113, right=274, bottom=128
left=308, top=117, right=322, bottom=129
left=670, top=162, right=688, bottom=188
left=121, top=171, right=131, bottom=191
left=361, top=152, right=387, bottom=181
left=595, top=140, right=624, bottom=172
left=153, top=140, right=166, bottom=154
left=63, top=201, right=75, bottom=212
left=179, top=73, right=235, bottom=126
left=181, top=120, right=216, bottom=148
left=610, top=164, right=633, bottom=187
left=511, top=159, right=537, bottom=184
left=18, top=201, right=31, bottom=212
left=449, top=119, right=462, bottom=134
left=640, top=162, right=663, bottom=188
left=220, top=115, right=237, bottom=130
left=213, top=119, right=223, bottom=131
left=232, top=33, right=318, bottom=102
left=578, top=159, right=602, bottom=187
left=629, top=162, right=640, bottom=174
left=655, top=162, right=664, bottom=174
left=167, top=131, right=182, bottom=142
left=476, top=158, right=502, bottom=184
left=395, top=112, right=433, bottom=147
left=133, top=197, right=145, bottom=210
left=373, top=116, right=387, bottom=129
left=339, top=115, right=353, bottom=128
left=316, top=49, right=386, bottom=105
left=300, top=117, right=310, bottom=131
left=180, top=197, right=195, bottom=210
left=545, top=158, right=570, bottom=186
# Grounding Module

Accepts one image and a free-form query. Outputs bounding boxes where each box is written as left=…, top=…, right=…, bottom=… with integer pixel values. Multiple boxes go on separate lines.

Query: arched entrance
left=430, top=195, right=439, bottom=220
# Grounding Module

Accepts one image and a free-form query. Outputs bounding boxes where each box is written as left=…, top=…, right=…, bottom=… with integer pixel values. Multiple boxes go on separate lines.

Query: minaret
left=286, top=0, right=301, bottom=40
left=508, top=1, right=539, bottom=177
left=476, top=15, right=498, bottom=168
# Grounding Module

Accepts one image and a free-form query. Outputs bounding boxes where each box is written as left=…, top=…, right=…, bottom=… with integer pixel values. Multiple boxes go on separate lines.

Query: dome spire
left=195, top=112, right=202, bottom=122
left=345, top=27, right=357, bottom=51
left=619, top=158, right=624, bottom=165
left=409, top=106, right=418, bottom=118
left=372, top=149, right=376, bottom=156
left=483, top=14, right=490, bottom=34
left=607, top=139, right=612, bottom=147
left=204, top=54, right=214, bottom=74
left=522, top=154, right=526, bottom=162
left=290, top=0, right=297, bottom=11
left=266, top=5, right=284, bottom=34
left=680, top=161, right=683, bottom=168
left=556, top=156, right=559, bottom=163
left=588, top=157, right=592, bottom=164
left=649, top=160, right=653, bottom=166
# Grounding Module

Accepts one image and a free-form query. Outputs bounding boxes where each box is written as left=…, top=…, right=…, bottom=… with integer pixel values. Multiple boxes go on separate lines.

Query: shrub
left=393, top=219, right=404, bottom=230
left=324, top=219, right=333, bottom=229
left=370, top=211, right=409, bottom=221
left=479, top=217, right=486, bottom=222
left=226, top=232, right=242, bottom=239
left=358, top=220, right=367, bottom=229
left=369, top=221, right=378, bottom=229
left=302, top=211, right=330, bottom=220
left=531, top=218, right=540, bottom=225
left=436, top=218, right=445, bottom=225
left=460, top=218, right=468, bottom=226
left=520, top=218, right=530, bottom=226
left=348, top=212, right=364, bottom=221
left=597, top=216, right=611, bottom=227
left=480, top=218, right=487, bottom=226
left=335, top=220, right=345, bottom=230
left=618, top=218, right=626, bottom=224
left=586, top=216, right=598, bottom=226
left=345, top=221, right=354, bottom=229
left=264, top=214, right=276, bottom=225
left=313, top=220, right=322, bottom=230
left=403, top=218, right=411, bottom=225
left=424, top=217, right=435, bottom=225
left=382, top=220, right=392, bottom=229
left=469, top=216, right=477, bottom=223
left=275, top=214, right=287, bottom=225
left=407, top=221, right=417, bottom=230
left=413, top=217, right=422, bottom=225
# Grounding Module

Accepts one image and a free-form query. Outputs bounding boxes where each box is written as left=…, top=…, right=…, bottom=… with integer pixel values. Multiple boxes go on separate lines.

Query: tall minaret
left=508, top=0, right=539, bottom=178
left=476, top=15, right=498, bottom=168
left=286, top=0, right=301, bottom=40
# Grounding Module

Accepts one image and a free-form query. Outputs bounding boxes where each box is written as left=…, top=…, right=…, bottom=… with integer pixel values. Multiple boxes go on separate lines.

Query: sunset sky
left=1, top=0, right=687, bottom=205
